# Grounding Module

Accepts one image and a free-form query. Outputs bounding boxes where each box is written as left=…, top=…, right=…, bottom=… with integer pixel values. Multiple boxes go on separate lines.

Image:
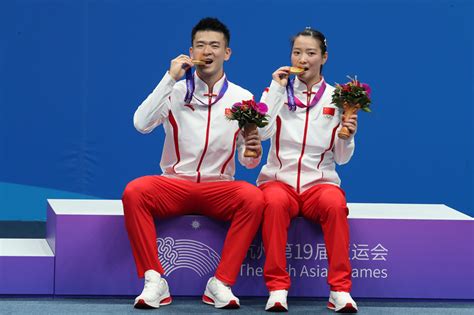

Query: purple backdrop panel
left=49, top=204, right=474, bottom=298
left=154, top=216, right=229, bottom=296
left=155, top=217, right=474, bottom=299
left=51, top=210, right=229, bottom=296
left=0, top=256, right=54, bottom=295
left=233, top=219, right=325, bottom=297
left=51, top=210, right=143, bottom=295
left=348, top=219, right=474, bottom=299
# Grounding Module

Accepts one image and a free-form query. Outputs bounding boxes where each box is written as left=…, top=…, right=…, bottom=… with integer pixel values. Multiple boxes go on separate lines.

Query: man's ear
left=224, top=47, right=232, bottom=61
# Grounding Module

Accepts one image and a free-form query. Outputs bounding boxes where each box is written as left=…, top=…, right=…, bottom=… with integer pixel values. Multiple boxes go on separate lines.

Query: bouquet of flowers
left=225, top=99, right=269, bottom=157
left=331, top=76, right=372, bottom=139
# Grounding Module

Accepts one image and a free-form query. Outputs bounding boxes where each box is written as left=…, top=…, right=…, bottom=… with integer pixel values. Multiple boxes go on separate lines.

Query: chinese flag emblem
left=323, top=107, right=335, bottom=116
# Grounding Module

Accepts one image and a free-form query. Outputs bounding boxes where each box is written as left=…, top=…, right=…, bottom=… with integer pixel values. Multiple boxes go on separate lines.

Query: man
left=122, top=17, right=264, bottom=309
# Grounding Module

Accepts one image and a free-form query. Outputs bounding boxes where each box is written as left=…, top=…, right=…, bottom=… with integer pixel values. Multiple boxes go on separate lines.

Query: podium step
left=0, top=239, right=54, bottom=294
left=45, top=199, right=474, bottom=299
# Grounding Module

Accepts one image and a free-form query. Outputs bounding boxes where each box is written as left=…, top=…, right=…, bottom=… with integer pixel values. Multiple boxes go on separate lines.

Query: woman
left=258, top=28, right=358, bottom=313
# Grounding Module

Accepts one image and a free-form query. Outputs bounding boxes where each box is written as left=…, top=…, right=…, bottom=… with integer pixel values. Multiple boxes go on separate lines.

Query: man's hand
left=169, top=55, right=194, bottom=81
left=243, top=128, right=262, bottom=158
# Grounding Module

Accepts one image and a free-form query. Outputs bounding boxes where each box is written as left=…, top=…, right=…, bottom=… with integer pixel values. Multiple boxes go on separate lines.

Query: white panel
left=0, top=239, right=54, bottom=257
left=347, top=203, right=473, bottom=220
left=47, top=199, right=473, bottom=220
left=48, top=199, right=123, bottom=215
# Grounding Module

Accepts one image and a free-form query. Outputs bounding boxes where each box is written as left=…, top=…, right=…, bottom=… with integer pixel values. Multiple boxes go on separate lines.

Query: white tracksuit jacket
left=257, top=77, right=355, bottom=193
left=134, top=71, right=260, bottom=183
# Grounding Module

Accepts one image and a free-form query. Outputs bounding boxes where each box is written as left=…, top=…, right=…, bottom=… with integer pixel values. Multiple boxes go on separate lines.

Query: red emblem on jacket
left=323, top=107, right=335, bottom=116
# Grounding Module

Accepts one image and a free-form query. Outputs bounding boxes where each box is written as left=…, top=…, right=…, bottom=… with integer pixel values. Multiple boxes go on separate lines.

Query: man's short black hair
left=191, top=17, right=230, bottom=46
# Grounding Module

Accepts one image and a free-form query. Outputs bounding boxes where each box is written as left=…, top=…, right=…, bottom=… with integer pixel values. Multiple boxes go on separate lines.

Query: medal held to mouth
left=191, top=59, right=206, bottom=65
left=289, top=66, right=307, bottom=74
left=191, top=59, right=212, bottom=66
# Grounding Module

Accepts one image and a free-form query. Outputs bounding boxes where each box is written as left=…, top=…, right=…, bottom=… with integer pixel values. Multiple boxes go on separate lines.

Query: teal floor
left=0, top=297, right=473, bottom=314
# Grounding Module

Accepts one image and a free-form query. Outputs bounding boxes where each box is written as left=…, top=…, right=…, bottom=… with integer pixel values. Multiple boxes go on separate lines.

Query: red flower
left=242, top=99, right=252, bottom=107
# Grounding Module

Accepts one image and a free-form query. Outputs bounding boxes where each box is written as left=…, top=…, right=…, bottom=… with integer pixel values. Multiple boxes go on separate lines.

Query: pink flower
left=256, top=102, right=268, bottom=115
left=232, top=102, right=242, bottom=110
left=361, top=83, right=371, bottom=97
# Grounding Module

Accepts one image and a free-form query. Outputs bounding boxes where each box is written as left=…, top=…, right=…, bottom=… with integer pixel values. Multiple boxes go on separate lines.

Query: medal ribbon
left=184, top=68, right=228, bottom=106
left=286, top=77, right=327, bottom=111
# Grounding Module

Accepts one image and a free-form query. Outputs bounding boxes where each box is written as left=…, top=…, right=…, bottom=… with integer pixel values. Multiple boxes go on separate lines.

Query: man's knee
left=122, top=176, right=162, bottom=216
left=122, top=177, right=149, bottom=203
left=238, top=183, right=265, bottom=216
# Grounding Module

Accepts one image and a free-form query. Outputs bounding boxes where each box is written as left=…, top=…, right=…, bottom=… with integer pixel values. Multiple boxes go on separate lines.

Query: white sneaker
left=327, top=291, right=358, bottom=313
left=202, top=277, right=240, bottom=309
left=134, top=270, right=172, bottom=309
left=265, top=290, right=288, bottom=312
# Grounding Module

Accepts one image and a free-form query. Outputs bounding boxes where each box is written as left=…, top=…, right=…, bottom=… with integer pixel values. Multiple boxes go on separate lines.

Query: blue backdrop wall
left=1, top=0, right=472, bottom=220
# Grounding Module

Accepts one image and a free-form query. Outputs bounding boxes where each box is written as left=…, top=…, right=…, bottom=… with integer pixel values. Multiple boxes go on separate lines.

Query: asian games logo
left=157, top=235, right=221, bottom=277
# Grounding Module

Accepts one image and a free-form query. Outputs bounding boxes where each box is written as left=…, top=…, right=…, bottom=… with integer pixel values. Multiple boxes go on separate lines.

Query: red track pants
left=260, top=181, right=352, bottom=292
left=122, top=175, right=264, bottom=285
